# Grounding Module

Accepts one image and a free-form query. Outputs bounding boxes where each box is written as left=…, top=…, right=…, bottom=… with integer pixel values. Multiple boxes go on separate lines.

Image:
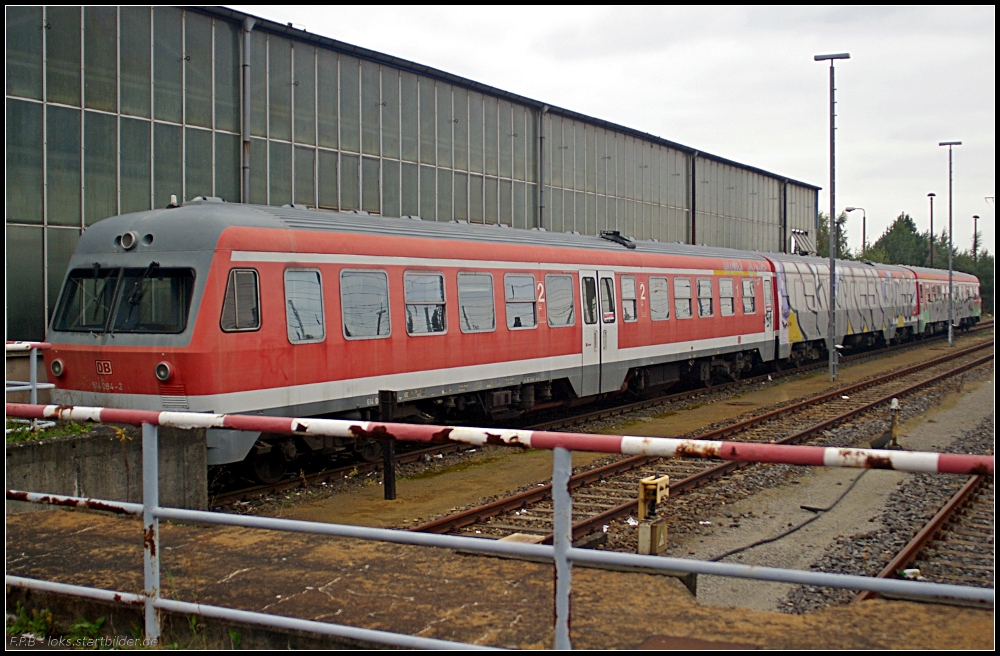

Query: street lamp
left=815, top=52, right=850, bottom=381
left=927, top=193, right=936, bottom=268
left=845, top=207, right=866, bottom=254
left=939, top=140, right=961, bottom=347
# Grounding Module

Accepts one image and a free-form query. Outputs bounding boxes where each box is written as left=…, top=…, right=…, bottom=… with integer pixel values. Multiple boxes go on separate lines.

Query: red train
left=45, top=200, right=981, bottom=479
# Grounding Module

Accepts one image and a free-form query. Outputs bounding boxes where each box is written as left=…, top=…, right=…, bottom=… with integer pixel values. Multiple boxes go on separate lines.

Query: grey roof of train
left=77, top=200, right=781, bottom=263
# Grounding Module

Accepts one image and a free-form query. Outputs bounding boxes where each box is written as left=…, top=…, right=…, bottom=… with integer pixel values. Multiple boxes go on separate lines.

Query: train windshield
left=54, top=266, right=195, bottom=334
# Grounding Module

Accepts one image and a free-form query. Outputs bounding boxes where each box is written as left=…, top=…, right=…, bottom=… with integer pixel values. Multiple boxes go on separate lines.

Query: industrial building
left=5, top=6, right=819, bottom=341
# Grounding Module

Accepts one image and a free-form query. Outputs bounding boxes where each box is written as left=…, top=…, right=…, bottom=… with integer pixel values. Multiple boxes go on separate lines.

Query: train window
left=341, top=270, right=391, bottom=339
left=697, top=278, right=713, bottom=317
left=649, top=277, right=670, bottom=321
left=284, top=269, right=325, bottom=344
left=621, top=276, right=637, bottom=322
left=582, top=277, right=598, bottom=325
left=719, top=278, right=735, bottom=316
left=53, top=267, right=121, bottom=332
left=674, top=277, right=692, bottom=319
left=458, top=272, right=495, bottom=333
left=404, top=272, right=446, bottom=335
left=600, top=277, right=616, bottom=323
left=741, top=278, right=756, bottom=314
left=221, top=269, right=260, bottom=332
left=545, top=275, right=576, bottom=327
left=505, top=274, right=536, bottom=329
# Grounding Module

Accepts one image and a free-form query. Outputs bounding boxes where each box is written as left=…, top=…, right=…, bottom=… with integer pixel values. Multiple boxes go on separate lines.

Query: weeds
left=5, top=420, right=89, bottom=443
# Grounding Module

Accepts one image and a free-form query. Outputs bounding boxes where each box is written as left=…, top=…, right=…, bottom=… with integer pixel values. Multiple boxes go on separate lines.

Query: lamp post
left=927, top=193, right=936, bottom=268
left=939, top=141, right=961, bottom=347
left=973, top=215, right=979, bottom=263
left=815, top=52, right=850, bottom=382
left=845, top=207, right=866, bottom=254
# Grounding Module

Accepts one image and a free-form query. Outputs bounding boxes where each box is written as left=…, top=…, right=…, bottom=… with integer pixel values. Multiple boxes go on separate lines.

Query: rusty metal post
left=142, top=423, right=161, bottom=642
left=552, top=447, right=572, bottom=650
left=379, top=391, right=397, bottom=501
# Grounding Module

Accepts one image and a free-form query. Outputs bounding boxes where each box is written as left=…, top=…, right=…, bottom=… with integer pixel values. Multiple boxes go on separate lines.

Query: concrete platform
left=5, top=509, right=993, bottom=649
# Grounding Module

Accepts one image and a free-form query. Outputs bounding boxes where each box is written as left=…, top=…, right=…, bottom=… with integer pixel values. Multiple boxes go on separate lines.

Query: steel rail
left=409, top=347, right=993, bottom=539
left=853, top=474, right=990, bottom=603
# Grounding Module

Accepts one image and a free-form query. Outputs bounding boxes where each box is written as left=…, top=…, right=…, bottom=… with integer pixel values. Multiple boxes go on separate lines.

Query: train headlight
left=50, top=359, right=65, bottom=378
left=155, top=362, right=172, bottom=382
left=120, top=231, right=138, bottom=250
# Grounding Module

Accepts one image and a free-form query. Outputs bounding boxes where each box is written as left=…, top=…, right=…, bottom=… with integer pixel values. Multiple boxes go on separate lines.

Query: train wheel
left=251, top=451, right=289, bottom=484
left=356, top=438, right=384, bottom=462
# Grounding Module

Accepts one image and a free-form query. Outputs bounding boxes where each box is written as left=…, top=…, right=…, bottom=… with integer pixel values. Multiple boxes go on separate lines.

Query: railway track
left=856, top=475, right=994, bottom=607
left=212, top=323, right=992, bottom=505
left=409, top=340, right=994, bottom=545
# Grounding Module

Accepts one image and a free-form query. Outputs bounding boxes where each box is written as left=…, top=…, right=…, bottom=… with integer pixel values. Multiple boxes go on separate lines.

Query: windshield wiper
left=108, top=262, right=159, bottom=336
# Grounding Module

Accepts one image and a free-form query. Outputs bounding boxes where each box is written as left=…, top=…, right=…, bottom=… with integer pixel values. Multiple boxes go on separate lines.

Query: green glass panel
left=341, top=154, right=359, bottom=210
left=361, top=60, right=380, bottom=156
left=215, top=19, right=240, bottom=133
left=575, top=122, right=586, bottom=190
left=454, top=172, right=468, bottom=221
left=500, top=179, right=512, bottom=226
left=318, top=149, right=338, bottom=209
left=153, top=7, right=182, bottom=122
left=269, top=36, right=291, bottom=141
left=120, top=117, right=151, bottom=214
left=616, top=134, right=626, bottom=199
left=295, top=146, right=314, bottom=206
left=484, top=98, right=498, bottom=176
left=6, top=6, right=43, bottom=100
left=401, top=162, right=418, bottom=216
left=120, top=7, right=151, bottom=118
left=418, top=79, right=435, bottom=165
left=339, top=55, right=360, bottom=152
left=551, top=117, right=563, bottom=188
left=400, top=72, right=418, bottom=162
left=382, top=158, right=399, bottom=217
left=215, top=131, right=240, bottom=204
left=185, top=127, right=212, bottom=200
left=525, top=109, right=537, bottom=183
left=587, top=192, right=597, bottom=236
left=184, top=11, right=212, bottom=128
left=528, top=183, right=537, bottom=229
left=153, top=121, right=182, bottom=208
left=437, top=168, right=451, bottom=221
left=47, top=106, right=81, bottom=226
left=468, top=92, right=483, bottom=173
left=249, top=30, right=266, bottom=137
left=453, top=89, right=468, bottom=171
left=485, top=176, right=498, bottom=224
left=46, top=6, right=81, bottom=106
left=47, top=227, right=80, bottom=309
left=317, top=49, right=338, bottom=148
left=6, top=99, right=44, bottom=224
left=513, top=181, right=526, bottom=229
left=436, top=85, right=452, bottom=169
left=84, top=111, right=117, bottom=225
left=585, top=126, right=596, bottom=193
left=84, top=7, right=117, bottom=112
left=419, top=165, right=435, bottom=220
left=362, top=156, right=380, bottom=213
left=249, top=138, right=266, bottom=204
left=294, top=44, right=315, bottom=145
left=468, top=174, right=483, bottom=224
left=381, top=68, right=399, bottom=160
left=550, top=188, right=563, bottom=233
left=595, top=130, right=606, bottom=196
left=269, top=140, right=292, bottom=205
left=6, top=226, right=45, bottom=340
left=498, top=101, right=512, bottom=179
left=513, top=106, right=526, bottom=181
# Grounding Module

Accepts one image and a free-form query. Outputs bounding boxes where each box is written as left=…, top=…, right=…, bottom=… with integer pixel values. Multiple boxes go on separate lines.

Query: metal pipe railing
left=5, top=342, right=55, bottom=431
left=4, top=402, right=995, bottom=649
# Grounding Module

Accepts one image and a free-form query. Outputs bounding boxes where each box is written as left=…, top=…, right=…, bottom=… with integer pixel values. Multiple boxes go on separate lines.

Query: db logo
left=96, top=360, right=113, bottom=375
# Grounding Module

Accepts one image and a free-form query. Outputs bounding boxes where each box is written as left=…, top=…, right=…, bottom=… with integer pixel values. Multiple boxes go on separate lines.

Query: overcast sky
left=232, top=5, right=996, bottom=257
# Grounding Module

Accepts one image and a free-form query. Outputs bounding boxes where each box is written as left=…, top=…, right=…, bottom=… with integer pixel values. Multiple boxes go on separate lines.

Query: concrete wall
left=5, top=425, right=207, bottom=513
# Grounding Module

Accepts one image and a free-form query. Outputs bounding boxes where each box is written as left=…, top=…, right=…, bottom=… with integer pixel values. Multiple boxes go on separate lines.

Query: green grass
left=5, top=420, right=89, bottom=443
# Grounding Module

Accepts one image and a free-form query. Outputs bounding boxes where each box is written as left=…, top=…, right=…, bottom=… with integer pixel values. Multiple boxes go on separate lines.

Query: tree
left=816, top=211, right=849, bottom=259
left=868, top=213, right=927, bottom=266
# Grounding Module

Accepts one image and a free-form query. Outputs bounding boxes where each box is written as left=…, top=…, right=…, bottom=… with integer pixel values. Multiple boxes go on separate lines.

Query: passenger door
left=598, top=270, right=621, bottom=393
left=580, top=272, right=600, bottom=397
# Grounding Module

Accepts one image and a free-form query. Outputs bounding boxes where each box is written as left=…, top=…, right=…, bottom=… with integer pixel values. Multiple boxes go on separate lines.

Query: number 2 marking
left=639, top=283, right=646, bottom=301
left=537, top=282, right=545, bottom=303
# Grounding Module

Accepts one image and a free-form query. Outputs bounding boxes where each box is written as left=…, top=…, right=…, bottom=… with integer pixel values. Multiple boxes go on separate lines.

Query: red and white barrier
left=5, top=341, right=52, bottom=352
left=6, top=402, right=993, bottom=476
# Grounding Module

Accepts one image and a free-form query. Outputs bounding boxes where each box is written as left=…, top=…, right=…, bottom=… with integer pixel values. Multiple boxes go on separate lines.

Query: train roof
left=900, top=264, right=979, bottom=282
left=78, top=199, right=779, bottom=264
left=763, top=251, right=913, bottom=275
